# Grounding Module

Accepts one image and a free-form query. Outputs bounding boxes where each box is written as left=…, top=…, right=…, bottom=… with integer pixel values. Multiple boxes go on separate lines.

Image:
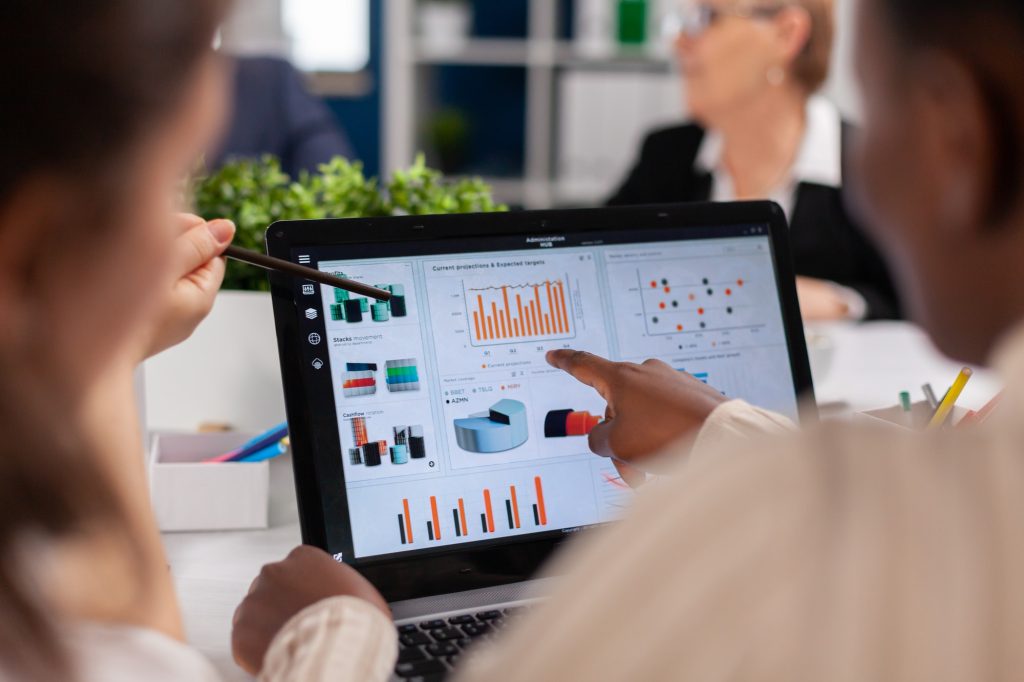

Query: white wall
left=219, top=0, right=289, bottom=57
left=822, top=0, right=863, bottom=121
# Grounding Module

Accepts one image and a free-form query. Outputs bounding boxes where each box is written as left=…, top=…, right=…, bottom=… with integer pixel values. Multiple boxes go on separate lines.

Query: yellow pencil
left=928, top=367, right=973, bottom=429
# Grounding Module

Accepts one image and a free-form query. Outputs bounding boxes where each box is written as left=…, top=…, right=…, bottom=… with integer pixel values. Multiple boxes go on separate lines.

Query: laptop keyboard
left=394, top=606, right=528, bottom=680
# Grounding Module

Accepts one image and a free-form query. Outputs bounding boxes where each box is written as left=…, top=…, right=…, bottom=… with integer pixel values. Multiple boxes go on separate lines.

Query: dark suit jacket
left=211, top=57, right=352, bottom=178
left=608, top=124, right=901, bottom=320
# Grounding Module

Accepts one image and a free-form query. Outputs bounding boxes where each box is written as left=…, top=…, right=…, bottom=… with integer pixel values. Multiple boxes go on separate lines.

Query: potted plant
left=146, top=155, right=505, bottom=432
left=193, top=153, right=506, bottom=291
left=424, top=108, right=471, bottom=174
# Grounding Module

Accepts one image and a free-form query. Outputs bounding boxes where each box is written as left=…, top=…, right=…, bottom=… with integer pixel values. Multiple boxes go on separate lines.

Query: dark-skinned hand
left=546, top=350, right=728, bottom=485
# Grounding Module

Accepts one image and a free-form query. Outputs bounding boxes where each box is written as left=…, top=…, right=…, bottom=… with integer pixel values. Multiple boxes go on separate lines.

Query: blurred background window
left=219, top=0, right=370, bottom=74
left=283, top=0, right=370, bottom=72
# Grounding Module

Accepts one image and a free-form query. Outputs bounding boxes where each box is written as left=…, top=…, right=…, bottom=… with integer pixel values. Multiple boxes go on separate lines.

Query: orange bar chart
left=533, top=476, right=548, bottom=526
left=428, top=496, right=441, bottom=541
left=510, top=485, right=521, bottom=529
left=395, top=475, right=551, bottom=547
left=400, top=498, right=413, bottom=544
left=483, top=488, right=495, bottom=533
left=467, top=277, right=575, bottom=346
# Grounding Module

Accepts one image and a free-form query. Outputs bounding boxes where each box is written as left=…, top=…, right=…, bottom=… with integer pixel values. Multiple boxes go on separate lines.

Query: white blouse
left=696, top=96, right=867, bottom=319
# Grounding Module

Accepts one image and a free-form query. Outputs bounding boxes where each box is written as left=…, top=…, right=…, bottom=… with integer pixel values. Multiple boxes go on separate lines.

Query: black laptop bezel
left=267, top=201, right=816, bottom=602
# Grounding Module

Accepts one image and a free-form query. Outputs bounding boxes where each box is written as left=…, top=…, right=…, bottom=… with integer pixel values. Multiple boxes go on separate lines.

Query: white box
left=149, top=432, right=269, bottom=532
left=861, top=401, right=969, bottom=430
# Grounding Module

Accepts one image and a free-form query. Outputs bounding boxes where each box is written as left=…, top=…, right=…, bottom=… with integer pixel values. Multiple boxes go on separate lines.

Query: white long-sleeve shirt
left=54, top=324, right=1024, bottom=682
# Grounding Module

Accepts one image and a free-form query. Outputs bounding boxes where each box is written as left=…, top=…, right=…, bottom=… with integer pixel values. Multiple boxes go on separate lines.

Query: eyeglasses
left=662, top=2, right=790, bottom=38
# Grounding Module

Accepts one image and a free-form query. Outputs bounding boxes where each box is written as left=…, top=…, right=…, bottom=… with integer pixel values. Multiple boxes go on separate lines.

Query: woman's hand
left=546, top=351, right=728, bottom=481
left=796, top=276, right=853, bottom=321
left=142, top=213, right=235, bottom=359
left=231, top=546, right=390, bottom=675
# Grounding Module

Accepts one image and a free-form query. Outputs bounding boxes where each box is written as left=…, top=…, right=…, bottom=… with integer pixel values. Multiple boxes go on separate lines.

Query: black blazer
left=211, top=57, right=353, bottom=178
left=608, top=124, right=901, bottom=320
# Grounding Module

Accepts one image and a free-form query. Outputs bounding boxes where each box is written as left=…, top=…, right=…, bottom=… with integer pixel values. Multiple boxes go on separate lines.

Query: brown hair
left=790, top=0, right=835, bottom=93
left=0, top=0, right=226, bottom=678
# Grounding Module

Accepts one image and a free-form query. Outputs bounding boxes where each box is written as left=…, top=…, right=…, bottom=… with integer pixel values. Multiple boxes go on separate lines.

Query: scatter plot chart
left=638, top=270, right=755, bottom=336
left=603, top=243, right=788, bottom=360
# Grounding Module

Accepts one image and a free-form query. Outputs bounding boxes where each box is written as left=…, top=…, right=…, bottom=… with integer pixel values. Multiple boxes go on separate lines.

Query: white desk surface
left=159, top=318, right=1003, bottom=680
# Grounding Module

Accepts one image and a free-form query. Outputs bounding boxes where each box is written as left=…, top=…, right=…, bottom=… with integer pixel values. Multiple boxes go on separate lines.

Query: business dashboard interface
left=292, top=224, right=800, bottom=563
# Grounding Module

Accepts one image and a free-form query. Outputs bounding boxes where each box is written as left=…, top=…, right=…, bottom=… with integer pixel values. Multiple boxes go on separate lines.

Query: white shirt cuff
left=260, top=596, right=396, bottom=682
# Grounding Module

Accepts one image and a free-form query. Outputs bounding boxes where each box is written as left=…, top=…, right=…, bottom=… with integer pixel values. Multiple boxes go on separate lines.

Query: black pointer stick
left=224, top=245, right=391, bottom=301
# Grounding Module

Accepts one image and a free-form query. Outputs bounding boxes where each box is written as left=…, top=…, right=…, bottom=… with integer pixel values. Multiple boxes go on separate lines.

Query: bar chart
left=395, top=476, right=549, bottom=546
left=464, top=277, right=575, bottom=346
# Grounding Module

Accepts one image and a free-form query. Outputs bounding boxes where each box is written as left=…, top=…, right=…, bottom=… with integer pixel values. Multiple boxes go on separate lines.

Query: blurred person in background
left=609, top=0, right=901, bottom=321
left=210, top=56, right=353, bottom=178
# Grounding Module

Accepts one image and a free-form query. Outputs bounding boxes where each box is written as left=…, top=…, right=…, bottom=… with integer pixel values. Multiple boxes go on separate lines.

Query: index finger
left=546, top=349, right=617, bottom=393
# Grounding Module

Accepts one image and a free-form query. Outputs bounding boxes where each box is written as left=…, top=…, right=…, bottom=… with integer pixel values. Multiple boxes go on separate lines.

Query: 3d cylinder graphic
left=371, top=301, right=390, bottom=322
left=362, top=441, right=382, bottom=467
left=454, top=399, right=529, bottom=453
left=409, top=425, right=426, bottom=458
left=343, top=299, right=363, bottom=323
left=544, top=409, right=601, bottom=438
left=390, top=444, right=409, bottom=464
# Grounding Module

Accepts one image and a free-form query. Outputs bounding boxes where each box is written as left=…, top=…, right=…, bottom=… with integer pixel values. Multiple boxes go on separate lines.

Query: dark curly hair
left=881, top=0, right=1024, bottom=221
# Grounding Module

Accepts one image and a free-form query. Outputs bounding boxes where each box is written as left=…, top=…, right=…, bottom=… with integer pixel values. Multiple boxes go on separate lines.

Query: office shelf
left=413, top=37, right=673, bottom=70
left=384, top=1, right=679, bottom=210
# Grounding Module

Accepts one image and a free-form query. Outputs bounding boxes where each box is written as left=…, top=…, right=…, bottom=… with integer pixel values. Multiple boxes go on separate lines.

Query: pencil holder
left=860, top=401, right=969, bottom=431
left=149, top=432, right=269, bottom=532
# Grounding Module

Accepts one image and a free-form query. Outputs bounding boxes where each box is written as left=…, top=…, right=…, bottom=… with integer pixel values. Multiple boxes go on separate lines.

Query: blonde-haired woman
left=610, top=0, right=900, bottom=320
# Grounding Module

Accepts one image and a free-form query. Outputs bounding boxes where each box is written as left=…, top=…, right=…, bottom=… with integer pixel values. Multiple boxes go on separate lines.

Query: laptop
left=267, top=201, right=815, bottom=679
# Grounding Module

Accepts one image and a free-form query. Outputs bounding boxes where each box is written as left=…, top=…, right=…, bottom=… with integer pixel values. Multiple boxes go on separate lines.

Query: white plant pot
left=143, top=290, right=286, bottom=434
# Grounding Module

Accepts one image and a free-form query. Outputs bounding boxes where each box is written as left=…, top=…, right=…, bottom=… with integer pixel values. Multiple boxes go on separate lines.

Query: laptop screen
left=286, top=221, right=801, bottom=564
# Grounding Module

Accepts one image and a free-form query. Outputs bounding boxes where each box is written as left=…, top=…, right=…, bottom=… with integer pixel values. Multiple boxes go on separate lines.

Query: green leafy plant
left=424, top=108, right=470, bottom=173
left=193, top=154, right=507, bottom=291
